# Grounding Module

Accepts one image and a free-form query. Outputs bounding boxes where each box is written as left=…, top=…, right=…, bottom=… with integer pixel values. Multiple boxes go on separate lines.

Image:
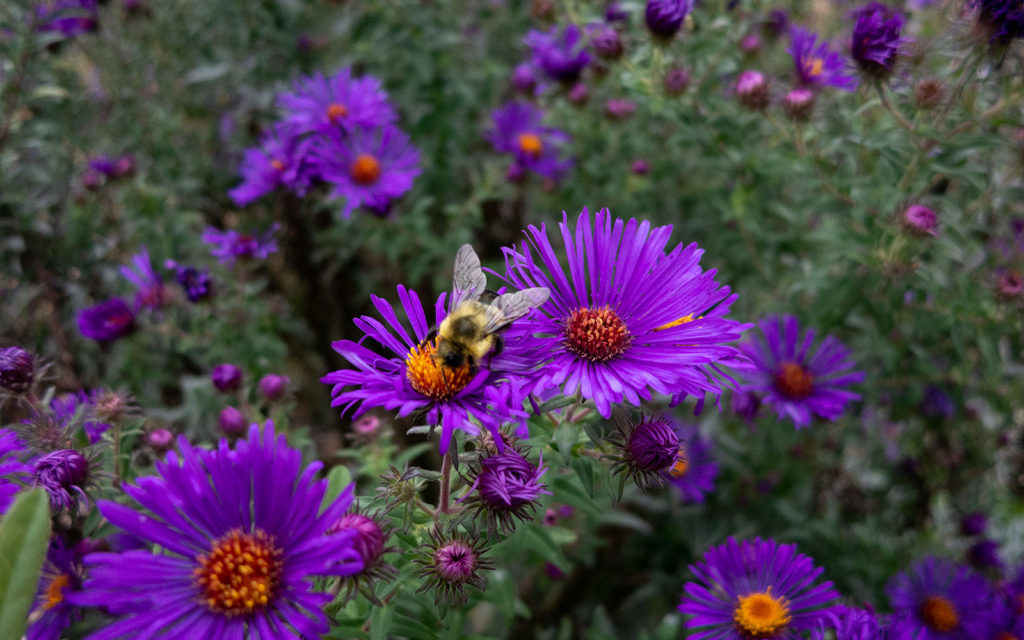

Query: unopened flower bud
left=146, top=428, right=174, bottom=453
left=736, top=70, right=770, bottom=111
left=218, top=406, right=247, bottom=436
left=782, top=87, right=815, bottom=121
left=512, top=64, right=537, bottom=94
left=0, top=346, right=34, bottom=394
left=914, top=79, right=944, bottom=110
left=591, top=25, right=623, bottom=59
left=567, top=82, right=589, bottom=105
left=645, top=0, right=693, bottom=38
left=258, top=374, right=290, bottom=401
left=901, top=204, right=939, bottom=237
left=664, top=67, right=690, bottom=95
left=211, top=364, right=242, bottom=392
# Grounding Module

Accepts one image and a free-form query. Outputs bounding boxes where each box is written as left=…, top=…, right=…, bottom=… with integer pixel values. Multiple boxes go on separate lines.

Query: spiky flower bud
left=782, top=87, right=815, bottom=121
left=0, top=346, right=34, bottom=394
left=736, top=70, right=770, bottom=111
left=467, top=446, right=550, bottom=534
left=34, top=450, right=90, bottom=510
left=609, top=414, right=684, bottom=494
left=145, top=428, right=174, bottom=453
left=914, top=79, right=944, bottom=110
left=901, top=204, right=939, bottom=237
left=415, top=528, right=494, bottom=607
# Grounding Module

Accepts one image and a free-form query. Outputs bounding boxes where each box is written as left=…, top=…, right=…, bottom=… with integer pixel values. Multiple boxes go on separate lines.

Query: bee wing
left=482, top=287, right=550, bottom=333
left=450, top=244, right=488, bottom=309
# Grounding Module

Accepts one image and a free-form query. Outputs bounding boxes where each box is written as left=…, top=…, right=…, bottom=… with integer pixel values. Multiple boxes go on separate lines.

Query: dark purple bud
left=218, top=406, right=247, bottom=436
left=512, top=64, right=537, bottom=94
left=736, top=70, right=770, bottom=111
left=476, top=449, right=548, bottom=510
left=851, top=2, right=904, bottom=78
left=88, top=155, right=118, bottom=177
left=145, top=428, right=174, bottom=453
left=0, top=346, right=34, bottom=394
left=258, top=374, right=290, bottom=401
left=604, top=98, right=637, bottom=120
left=645, top=0, right=694, bottom=38
left=732, top=390, right=761, bottom=422
left=664, top=67, right=691, bottom=94
left=627, top=418, right=679, bottom=472
left=506, top=162, right=527, bottom=184
left=591, top=25, right=623, bottom=59
left=434, top=539, right=478, bottom=583
left=630, top=159, right=650, bottom=175
left=211, top=364, right=242, bottom=392
left=567, top=82, right=589, bottom=105
left=34, top=450, right=89, bottom=510
left=77, top=298, right=135, bottom=342
left=967, top=539, right=1002, bottom=569
left=960, top=511, right=987, bottom=536
left=902, top=204, right=939, bottom=237
left=606, top=2, right=629, bottom=22
left=763, top=9, right=789, bottom=39
left=782, top=87, right=815, bottom=121
left=329, top=513, right=386, bottom=568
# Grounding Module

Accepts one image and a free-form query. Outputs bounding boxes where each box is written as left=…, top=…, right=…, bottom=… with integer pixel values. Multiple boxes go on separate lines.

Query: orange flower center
left=270, top=159, right=286, bottom=171
left=774, top=361, right=814, bottom=399
left=563, top=306, right=632, bottom=362
left=996, top=633, right=1019, bottom=640
left=326, top=102, right=348, bottom=122
left=194, top=529, right=283, bottom=616
left=350, top=154, right=382, bottom=185
left=805, top=57, right=824, bottom=77
left=43, top=574, right=71, bottom=610
left=405, top=337, right=473, bottom=401
left=920, top=595, right=959, bottom=633
left=733, top=590, right=792, bottom=638
left=517, top=133, right=543, bottom=157
left=668, top=446, right=689, bottom=478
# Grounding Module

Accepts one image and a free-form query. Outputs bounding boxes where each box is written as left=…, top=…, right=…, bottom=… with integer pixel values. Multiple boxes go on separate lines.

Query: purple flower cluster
left=230, top=68, right=420, bottom=218
left=202, top=224, right=279, bottom=267
left=488, top=102, right=573, bottom=182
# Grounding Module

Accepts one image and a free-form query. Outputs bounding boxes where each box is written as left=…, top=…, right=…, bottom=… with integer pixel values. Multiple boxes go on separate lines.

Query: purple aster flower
left=165, top=261, right=213, bottom=302
left=851, top=3, right=904, bottom=77
left=35, top=0, right=98, bottom=39
left=119, top=246, right=167, bottom=310
left=631, top=158, right=650, bottom=175
left=210, top=363, right=242, bottom=392
left=310, top=124, right=421, bottom=219
left=501, top=207, right=749, bottom=418
left=739, top=315, right=864, bottom=429
left=202, top=224, right=279, bottom=266
left=524, top=25, right=592, bottom=84
left=811, top=607, right=883, bottom=640
left=667, top=424, right=718, bottom=503
left=0, top=428, right=30, bottom=516
left=679, top=536, right=841, bottom=639
left=0, top=346, right=34, bottom=394
left=27, top=540, right=85, bottom=640
left=489, top=102, right=573, bottom=182
left=788, top=27, right=858, bottom=91
left=415, top=528, right=494, bottom=607
left=465, top=444, right=550, bottom=534
left=277, top=68, right=397, bottom=136
left=228, top=122, right=314, bottom=206
left=645, top=0, right=694, bottom=38
left=74, top=423, right=363, bottom=638
left=322, top=284, right=529, bottom=455
left=77, top=298, right=136, bottom=342
left=887, top=556, right=1002, bottom=640
left=972, top=0, right=1024, bottom=45
left=33, top=449, right=91, bottom=511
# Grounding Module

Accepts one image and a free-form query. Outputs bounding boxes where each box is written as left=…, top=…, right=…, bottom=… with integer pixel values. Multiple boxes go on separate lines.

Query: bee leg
left=423, top=329, right=438, bottom=346
left=488, top=334, right=505, bottom=364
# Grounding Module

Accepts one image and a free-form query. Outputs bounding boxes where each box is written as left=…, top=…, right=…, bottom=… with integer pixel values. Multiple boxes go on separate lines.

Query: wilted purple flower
left=736, top=70, right=770, bottom=110
left=590, top=24, right=623, bottom=58
left=466, top=445, right=550, bottom=534
left=915, top=79, right=944, bottom=109
left=502, top=207, right=749, bottom=418
left=739, top=315, right=864, bottom=429
left=524, top=25, right=592, bottom=84
left=33, top=449, right=90, bottom=510
left=902, top=204, right=939, bottom=237
left=788, top=27, right=857, bottom=91
left=165, top=261, right=212, bottom=302
left=0, top=346, right=34, bottom=394
left=512, top=63, right=538, bottom=93
left=667, top=424, right=718, bottom=503
left=960, top=511, right=987, bottom=536
left=645, top=0, right=694, bottom=38
left=783, top=87, right=816, bottom=120
left=202, top=224, right=279, bottom=266
left=851, top=3, right=904, bottom=77
left=680, top=537, right=841, bottom=639
left=489, top=102, right=573, bottom=182
left=997, top=270, right=1023, bottom=299
left=277, top=68, right=397, bottom=136
left=0, top=428, right=30, bottom=516
left=887, top=557, right=1002, bottom=639
left=971, top=0, right=1024, bottom=46
left=36, top=0, right=98, bottom=39
left=415, top=528, right=494, bottom=606
left=74, top=423, right=363, bottom=638
left=211, top=364, right=242, bottom=392
left=310, top=124, right=421, bottom=218
left=258, top=374, right=290, bottom=401
left=26, top=540, right=85, bottom=640
left=228, top=122, right=314, bottom=206
left=120, top=246, right=167, bottom=310
left=604, top=98, right=637, bottom=120
left=77, top=298, right=136, bottom=342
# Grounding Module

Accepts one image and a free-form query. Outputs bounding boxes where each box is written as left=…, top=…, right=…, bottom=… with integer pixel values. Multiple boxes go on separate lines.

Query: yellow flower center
left=43, top=574, right=71, bottom=610
left=920, top=595, right=959, bottom=633
left=733, top=590, right=792, bottom=638
left=805, top=57, right=824, bottom=77
left=668, top=446, right=689, bottom=478
left=774, top=361, right=814, bottom=400
left=350, top=154, right=381, bottom=185
left=405, top=337, right=473, bottom=401
left=517, top=133, right=543, bottom=157
left=270, top=159, right=286, bottom=171
left=194, top=529, right=283, bottom=616
left=563, top=306, right=632, bottom=362
left=326, top=102, right=348, bottom=122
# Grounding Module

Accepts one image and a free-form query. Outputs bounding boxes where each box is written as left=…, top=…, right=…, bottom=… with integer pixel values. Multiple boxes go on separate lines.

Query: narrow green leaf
left=322, top=465, right=352, bottom=510
left=0, top=488, right=52, bottom=640
left=369, top=603, right=393, bottom=640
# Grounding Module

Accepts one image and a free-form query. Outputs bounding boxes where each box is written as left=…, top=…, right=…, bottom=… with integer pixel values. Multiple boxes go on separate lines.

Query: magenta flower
left=119, top=246, right=167, bottom=310
left=310, top=125, right=420, bottom=218
left=202, top=224, right=279, bottom=266
left=523, top=24, right=592, bottom=84
left=787, top=27, right=857, bottom=91
left=77, top=298, right=136, bottom=342
left=488, top=102, right=573, bottom=182
left=228, top=122, right=314, bottom=206
left=277, top=68, right=397, bottom=136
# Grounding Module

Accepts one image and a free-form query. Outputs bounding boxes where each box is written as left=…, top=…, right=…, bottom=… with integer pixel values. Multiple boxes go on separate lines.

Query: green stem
left=439, top=453, right=452, bottom=514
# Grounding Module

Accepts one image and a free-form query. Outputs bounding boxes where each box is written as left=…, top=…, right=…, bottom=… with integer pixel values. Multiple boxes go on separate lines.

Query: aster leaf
left=322, top=465, right=352, bottom=509
left=369, top=602, right=393, bottom=640
left=553, top=422, right=577, bottom=465
left=0, top=488, right=51, bottom=640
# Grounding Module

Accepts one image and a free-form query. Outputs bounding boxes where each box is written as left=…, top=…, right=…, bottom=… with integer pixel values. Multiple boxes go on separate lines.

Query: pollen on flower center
left=920, top=595, right=959, bottom=633
left=733, top=590, right=792, bottom=638
left=44, top=574, right=71, bottom=610
left=405, top=337, right=473, bottom=401
left=270, top=159, right=286, bottom=171
left=350, top=154, right=382, bottom=185
left=517, top=133, right=543, bottom=157
left=563, top=306, right=632, bottom=362
left=669, top=447, right=689, bottom=478
left=655, top=313, right=695, bottom=331
left=774, top=361, right=814, bottom=399
left=326, top=102, right=348, bottom=122
left=194, top=528, right=284, bottom=616
left=806, top=57, right=824, bottom=77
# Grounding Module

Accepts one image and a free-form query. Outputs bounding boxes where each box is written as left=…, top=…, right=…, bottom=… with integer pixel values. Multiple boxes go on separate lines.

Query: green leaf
left=322, top=465, right=352, bottom=510
left=369, top=603, right=393, bottom=640
left=552, top=421, right=577, bottom=465
left=0, top=488, right=52, bottom=640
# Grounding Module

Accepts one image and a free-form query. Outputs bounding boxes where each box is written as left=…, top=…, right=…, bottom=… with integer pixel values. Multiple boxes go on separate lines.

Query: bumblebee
left=429, top=244, right=549, bottom=371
